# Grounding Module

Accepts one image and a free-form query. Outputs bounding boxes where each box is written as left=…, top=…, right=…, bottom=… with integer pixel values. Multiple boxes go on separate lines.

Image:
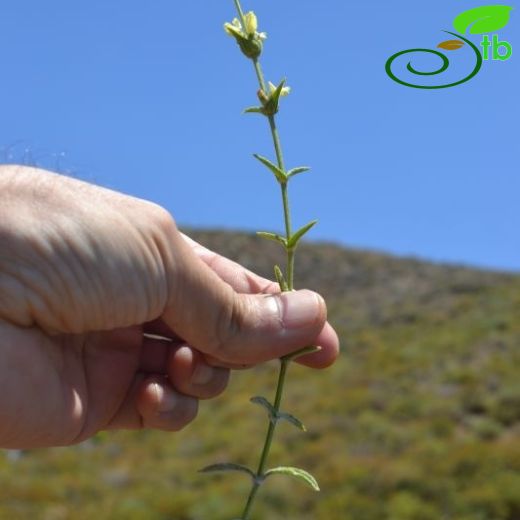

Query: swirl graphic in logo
left=385, top=5, right=514, bottom=89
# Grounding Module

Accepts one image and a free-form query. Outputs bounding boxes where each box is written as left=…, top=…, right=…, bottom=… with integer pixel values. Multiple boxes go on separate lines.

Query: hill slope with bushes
left=1, top=230, right=519, bottom=520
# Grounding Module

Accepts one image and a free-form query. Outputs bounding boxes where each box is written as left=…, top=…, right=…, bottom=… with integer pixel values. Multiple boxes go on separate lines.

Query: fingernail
left=154, top=383, right=178, bottom=413
left=192, top=364, right=214, bottom=385
left=279, top=290, right=324, bottom=329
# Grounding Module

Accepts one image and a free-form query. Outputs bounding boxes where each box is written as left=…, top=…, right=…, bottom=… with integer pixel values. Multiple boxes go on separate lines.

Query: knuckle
left=142, top=201, right=178, bottom=235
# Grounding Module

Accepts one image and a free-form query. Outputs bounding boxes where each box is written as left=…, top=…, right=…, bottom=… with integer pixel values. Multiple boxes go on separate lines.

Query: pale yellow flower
left=223, top=11, right=266, bottom=59
left=243, top=11, right=258, bottom=36
left=269, top=81, right=291, bottom=97
left=224, top=17, right=242, bottom=37
left=224, top=12, right=266, bottom=40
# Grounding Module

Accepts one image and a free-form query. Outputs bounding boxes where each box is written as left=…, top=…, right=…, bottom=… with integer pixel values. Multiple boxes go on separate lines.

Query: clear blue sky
left=1, top=1, right=518, bottom=271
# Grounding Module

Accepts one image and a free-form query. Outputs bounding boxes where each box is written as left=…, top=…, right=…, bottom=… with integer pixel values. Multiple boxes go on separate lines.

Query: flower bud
left=223, top=12, right=265, bottom=60
left=239, top=38, right=263, bottom=60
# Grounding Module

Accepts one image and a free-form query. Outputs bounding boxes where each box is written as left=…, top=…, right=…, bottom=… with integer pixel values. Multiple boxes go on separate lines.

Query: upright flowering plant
left=201, top=2, right=321, bottom=518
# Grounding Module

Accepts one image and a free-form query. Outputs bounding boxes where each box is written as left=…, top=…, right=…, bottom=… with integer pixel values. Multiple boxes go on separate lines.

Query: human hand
left=0, top=166, right=339, bottom=449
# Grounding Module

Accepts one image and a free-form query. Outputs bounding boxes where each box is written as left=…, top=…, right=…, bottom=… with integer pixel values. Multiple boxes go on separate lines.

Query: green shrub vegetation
left=1, top=230, right=519, bottom=519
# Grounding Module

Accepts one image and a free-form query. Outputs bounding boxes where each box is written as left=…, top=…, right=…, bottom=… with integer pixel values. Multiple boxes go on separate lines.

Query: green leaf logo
left=453, top=5, right=513, bottom=35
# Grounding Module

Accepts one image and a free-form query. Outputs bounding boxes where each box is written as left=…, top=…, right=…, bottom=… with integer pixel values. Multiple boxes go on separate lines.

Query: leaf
left=264, top=466, right=320, bottom=491
left=437, top=39, right=465, bottom=51
left=287, top=220, right=318, bottom=249
left=453, top=5, right=513, bottom=35
left=281, top=345, right=322, bottom=362
left=243, top=106, right=265, bottom=115
left=256, top=231, right=287, bottom=247
left=287, top=166, right=311, bottom=179
left=274, top=265, right=289, bottom=292
left=278, top=412, right=307, bottom=431
left=250, top=397, right=306, bottom=430
left=200, top=463, right=255, bottom=480
left=250, top=396, right=277, bottom=424
left=253, top=154, right=286, bottom=184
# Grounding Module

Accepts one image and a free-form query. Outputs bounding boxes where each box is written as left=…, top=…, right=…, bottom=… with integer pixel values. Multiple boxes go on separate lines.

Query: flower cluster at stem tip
left=224, top=10, right=291, bottom=116
left=224, top=11, right=266, bottom=59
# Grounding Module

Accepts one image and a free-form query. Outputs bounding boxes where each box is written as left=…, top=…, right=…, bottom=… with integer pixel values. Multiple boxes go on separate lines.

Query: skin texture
left=0, top=165, right=339, bottom=449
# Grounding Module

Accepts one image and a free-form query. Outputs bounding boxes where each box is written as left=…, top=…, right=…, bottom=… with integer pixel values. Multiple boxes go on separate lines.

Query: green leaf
left=278, top=412, right=307, bottom=432
left=287, top=166, right=311, bottom=179
left=264, top=466, right=320, bottom=491
left=244, top=106, right=265, bottom=115
left=281, top=345, right=322, bottom=362
left=287, top=220, right=318, bottom=249
left=453, top=5, right=513, bottom=35
left=256, top=231, right=287, bottom=247
left=250, top=396, right=277, bottom=424
left=200, top=463, right=255, bottom=480
left=274, top=265, right=289, bottom=292
left=253, top=154, right=286, bottom=184
left=251, top=397, right=307, bottom=430
left=264, top=78, right=286, bottom=115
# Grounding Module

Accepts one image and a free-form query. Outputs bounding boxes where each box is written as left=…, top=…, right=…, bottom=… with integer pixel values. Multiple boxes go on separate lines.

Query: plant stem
left=233, top=0, right=246, bottom=26
left=281, top=182, right=294, bottom=290
left=252, top=59, right=294, bottom=290
left=266, top=112, right=294, bottom=289
left=253, top=59, right=267, bottom=94
left=241, top=359, right=289, bottom=519
left=231, top=1, right=299, bottom=517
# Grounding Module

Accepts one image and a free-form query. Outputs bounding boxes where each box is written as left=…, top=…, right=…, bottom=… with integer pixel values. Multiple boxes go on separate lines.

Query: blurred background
left=0, top=0, right=518, bottom=271
left=1, top=1, right=519, bottom=519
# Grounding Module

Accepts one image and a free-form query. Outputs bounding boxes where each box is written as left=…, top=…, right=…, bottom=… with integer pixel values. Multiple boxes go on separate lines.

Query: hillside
left=1, top=230, right=519, bottom=520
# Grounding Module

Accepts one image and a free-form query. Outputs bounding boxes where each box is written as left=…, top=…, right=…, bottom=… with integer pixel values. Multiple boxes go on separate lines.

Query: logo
left=386, top=5, right=513, bottom=89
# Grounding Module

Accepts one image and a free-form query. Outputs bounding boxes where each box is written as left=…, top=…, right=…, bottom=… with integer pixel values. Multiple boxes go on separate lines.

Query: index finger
left=180, top=232, right=279, bottom=295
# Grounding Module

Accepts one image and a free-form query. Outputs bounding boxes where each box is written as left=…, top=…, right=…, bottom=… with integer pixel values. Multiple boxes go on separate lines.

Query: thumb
left=162, top=237, right=326, bottom=364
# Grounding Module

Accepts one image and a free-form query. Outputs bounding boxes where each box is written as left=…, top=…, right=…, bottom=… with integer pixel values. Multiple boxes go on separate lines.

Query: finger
left=180, top=232, right=279, bottom=295
left=136, top=376, right=198, bottom=431
left=164, top=237, right=327, bottom=364
left=142, top=318, right=180, bottom=341
left=105, top=373, right=147, bottom=430
left=179, top=232, right=339, bottom=368
left=202, top=323, right=339, bottom=370
left=144, top=307, right=334, bottom=372
left=167, top=345, right=230, bottom=399
left=139, top=335, right=173, bottom=373
left=203, top=354, right=255, bottom=370
left=143, top=296, right=339, bottom=371
left=293, top=322, right=340, bottom=369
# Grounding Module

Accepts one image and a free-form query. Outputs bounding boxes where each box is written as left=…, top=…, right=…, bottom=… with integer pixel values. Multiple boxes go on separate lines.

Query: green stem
left=232, top=1, right=297, bottom=517
left=267, top=114, right=285, bottom=172
left=253, top=59, right=267, bottom=94
left=252, top=62, right=294, bottom=290
left=233, top=0, right=246, bottom=26
left=266, top=113, right=295, bottom=287
left=241, top=359, right=289, bottom=520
